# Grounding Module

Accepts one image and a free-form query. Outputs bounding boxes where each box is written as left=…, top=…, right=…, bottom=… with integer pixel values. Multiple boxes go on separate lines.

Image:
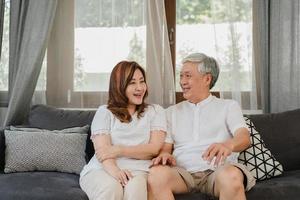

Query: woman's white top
left=80, top=104, right=166, bottom=177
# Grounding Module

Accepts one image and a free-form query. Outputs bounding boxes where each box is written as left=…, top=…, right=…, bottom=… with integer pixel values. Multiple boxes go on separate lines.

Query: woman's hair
left=107, top=61, right=148, bottom=123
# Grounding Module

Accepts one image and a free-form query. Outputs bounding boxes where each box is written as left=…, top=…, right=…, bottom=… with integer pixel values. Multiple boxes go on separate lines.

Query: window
left=0, top=0, right=9, bottom=106
left=74, top=0, right=146, bottom=92
left=46, top=0, right=147, bottom=107
left=45, top=0, right=254, bottom=108
left=175, top=0, right=253, bottom=92
left=0, top=0, right=9, bottom=91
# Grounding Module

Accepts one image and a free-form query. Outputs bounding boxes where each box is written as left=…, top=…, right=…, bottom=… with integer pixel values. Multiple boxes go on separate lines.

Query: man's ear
left=205, top=74, right=213, bottom=87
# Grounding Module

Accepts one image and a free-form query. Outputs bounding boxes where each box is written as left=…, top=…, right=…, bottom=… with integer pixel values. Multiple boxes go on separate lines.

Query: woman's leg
left=80, top=170, right=123, bottom=200
left=123, top=173, right=148, bottom=200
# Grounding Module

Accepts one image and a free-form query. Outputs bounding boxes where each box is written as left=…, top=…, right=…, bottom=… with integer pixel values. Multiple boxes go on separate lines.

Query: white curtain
left=146, top=0, right=175, bottom=108
left=31, top=0, right=175, bottom=109
left=209, top=0, right=258, bottom=111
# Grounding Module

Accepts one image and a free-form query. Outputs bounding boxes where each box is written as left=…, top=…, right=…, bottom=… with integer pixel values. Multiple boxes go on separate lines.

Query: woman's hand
left=110, top=169, right=133, bottom=187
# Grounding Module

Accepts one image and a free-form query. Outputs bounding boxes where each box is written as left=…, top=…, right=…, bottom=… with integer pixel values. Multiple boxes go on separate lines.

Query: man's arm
left=224, top=127, right=251, bottom=152
left=202, top=127, right=250, bottom=166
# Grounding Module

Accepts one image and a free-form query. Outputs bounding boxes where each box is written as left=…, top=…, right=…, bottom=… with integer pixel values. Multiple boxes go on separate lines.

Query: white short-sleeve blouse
left=80, top=104, right=166, bottom=177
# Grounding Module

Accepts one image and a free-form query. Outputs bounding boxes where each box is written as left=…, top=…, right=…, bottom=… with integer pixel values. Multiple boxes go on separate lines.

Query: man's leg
left=212, top=165, right=246, bottom=200
left=148, top=166, right=189, bottom=200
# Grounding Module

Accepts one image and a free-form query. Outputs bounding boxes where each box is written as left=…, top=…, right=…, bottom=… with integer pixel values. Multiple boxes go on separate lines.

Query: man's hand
left=95, top=145, right=122, bottom=162
left=202, top=142, right=233, bottom=167
left=150, top=152, right=176, bottom=167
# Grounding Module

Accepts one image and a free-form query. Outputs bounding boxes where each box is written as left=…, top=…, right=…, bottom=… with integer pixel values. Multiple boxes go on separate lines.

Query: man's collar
left=187, top=94, right=214, bottom=107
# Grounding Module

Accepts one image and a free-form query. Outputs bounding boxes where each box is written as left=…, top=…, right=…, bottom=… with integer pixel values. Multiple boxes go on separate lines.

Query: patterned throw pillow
left=238, top=117, right=283, bottom=181
left=4, top=126, right=89, bottom=174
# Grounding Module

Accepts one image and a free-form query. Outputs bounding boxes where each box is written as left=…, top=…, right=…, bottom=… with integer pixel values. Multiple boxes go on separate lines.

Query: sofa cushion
left=248, top=108, right=300, bottom=171
left=27, top=104, right=96, bottom=160
left=238, top=117, right=283, bottom=181
left=4, top=126, right=88, bottom=174
left=246, top=170, right=300, bottom=200
left=0, top=172, right=88, bottom=200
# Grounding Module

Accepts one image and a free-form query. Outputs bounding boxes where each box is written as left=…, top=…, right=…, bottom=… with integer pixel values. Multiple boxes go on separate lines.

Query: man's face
left=180, top=62, right=211, bottom=102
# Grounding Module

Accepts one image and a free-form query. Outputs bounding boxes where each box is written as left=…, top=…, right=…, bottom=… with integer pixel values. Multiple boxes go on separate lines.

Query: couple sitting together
left=79, top=53, right=256, bottom=200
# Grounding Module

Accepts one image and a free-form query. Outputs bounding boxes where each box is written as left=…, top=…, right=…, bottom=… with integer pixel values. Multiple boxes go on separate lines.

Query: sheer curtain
left=213, top=0, right=259, bottom=111
left=146, top=0, right=175, bottom=108
left=34, top=0, right=174, bottom=109
left=174, top=0, right=259, bottom=110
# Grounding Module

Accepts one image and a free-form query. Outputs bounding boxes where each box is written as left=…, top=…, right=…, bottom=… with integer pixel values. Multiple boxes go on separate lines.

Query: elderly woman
left=80, top=61, right=166, bottom=200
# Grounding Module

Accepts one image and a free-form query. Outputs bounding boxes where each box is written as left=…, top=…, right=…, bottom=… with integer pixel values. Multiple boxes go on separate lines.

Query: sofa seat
left=175, top=170, right=300, bottom=200
left=247, top=170, right=300, bottom=200
left=0, top=172, right=88, bottom=200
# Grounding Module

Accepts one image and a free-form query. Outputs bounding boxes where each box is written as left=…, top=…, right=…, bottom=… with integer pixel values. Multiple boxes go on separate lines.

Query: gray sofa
left=0, top=104, right=300, bottom=200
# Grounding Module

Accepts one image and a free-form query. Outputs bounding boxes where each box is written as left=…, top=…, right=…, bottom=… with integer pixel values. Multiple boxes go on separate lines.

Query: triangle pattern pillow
left=238, top=117, right=283, bottom=181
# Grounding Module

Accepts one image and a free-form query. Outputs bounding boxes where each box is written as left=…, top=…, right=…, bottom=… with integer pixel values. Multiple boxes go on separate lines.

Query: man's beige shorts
left=176, top=163, right=256, bottom=196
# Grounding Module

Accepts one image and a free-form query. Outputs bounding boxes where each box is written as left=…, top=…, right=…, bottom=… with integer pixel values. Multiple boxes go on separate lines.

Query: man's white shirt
left=165, top=94, right=248, bottom=173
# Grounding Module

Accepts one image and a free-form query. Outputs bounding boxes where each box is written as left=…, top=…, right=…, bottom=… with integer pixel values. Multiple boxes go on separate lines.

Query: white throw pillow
left=238, top=117, right=283, bottom=181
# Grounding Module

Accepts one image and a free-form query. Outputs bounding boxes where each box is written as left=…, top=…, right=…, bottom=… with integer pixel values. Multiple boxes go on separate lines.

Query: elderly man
left=148, top=53, right=255, bottom=200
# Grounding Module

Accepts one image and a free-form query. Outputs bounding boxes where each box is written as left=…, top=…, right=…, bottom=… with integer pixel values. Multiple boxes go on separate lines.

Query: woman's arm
left=96, top=130, right=166, bottom=161
left=93, top=134, right=120, bottom=173
left=93, top=134, right=132, bottom=185
left=151, top=142, right=176, bottom=166
left=119, top=130, right=166, bottom=159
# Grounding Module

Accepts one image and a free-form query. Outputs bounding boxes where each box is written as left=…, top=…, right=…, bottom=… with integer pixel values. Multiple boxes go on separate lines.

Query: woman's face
left=125, top=69, right=147, bottom=107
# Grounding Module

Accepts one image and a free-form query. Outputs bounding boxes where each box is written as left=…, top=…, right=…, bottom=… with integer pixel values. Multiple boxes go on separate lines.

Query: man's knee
left=215, top=166, right=244, bottom=191
left=148, top=166, right=173, bottom=188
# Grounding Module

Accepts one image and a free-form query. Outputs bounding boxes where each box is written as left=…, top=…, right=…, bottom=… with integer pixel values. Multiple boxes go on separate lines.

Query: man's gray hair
left=182, top=53, right=220, bottom=89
